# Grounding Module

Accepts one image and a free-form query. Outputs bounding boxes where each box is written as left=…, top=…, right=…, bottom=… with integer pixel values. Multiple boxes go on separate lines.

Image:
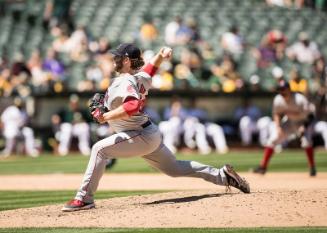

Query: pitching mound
left=1, top=189, right=326, bottom=228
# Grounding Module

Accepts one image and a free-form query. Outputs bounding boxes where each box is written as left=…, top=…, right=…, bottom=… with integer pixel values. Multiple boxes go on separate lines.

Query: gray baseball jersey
left=104, top=71, right=152, bottom=132
left=273, top=92, right=310, bottom=123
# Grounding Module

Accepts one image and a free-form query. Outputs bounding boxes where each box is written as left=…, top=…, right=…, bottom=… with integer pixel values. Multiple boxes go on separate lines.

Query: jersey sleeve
left=120, top=79, right=140, bottom=102
left=142, top=63, right=158, bottom=77
left=134, top=71, right=152, bottom=89
left=135, top=71, right=151, bottom=79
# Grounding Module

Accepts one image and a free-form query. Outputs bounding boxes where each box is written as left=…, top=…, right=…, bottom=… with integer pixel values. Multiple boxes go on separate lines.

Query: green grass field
left=0, top=190, right=165, bottom=211
left=1, top=150, right=326, bottom=232
left=0, top=150, right=326, bottom=174
left=0, top=227, right=326, bottom=233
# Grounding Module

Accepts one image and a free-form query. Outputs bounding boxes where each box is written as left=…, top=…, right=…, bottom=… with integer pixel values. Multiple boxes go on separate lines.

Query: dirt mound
left=1, top=189, right=326, bottom=228
left=1, top=173, right=327, bottom=228
left=1, top=172, right=327, bottom=190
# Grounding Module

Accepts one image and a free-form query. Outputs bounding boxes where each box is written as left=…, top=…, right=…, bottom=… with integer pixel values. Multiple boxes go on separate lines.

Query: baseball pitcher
left=62, top=44, right=250, bottom=212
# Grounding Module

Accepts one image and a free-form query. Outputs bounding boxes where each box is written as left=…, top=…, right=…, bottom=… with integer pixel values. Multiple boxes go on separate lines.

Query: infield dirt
left=0, top=173, right=326, bottom=228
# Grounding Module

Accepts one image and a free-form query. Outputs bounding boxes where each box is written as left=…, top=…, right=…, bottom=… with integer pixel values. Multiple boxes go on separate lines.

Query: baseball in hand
left=160, top=47, right=172, bottom=59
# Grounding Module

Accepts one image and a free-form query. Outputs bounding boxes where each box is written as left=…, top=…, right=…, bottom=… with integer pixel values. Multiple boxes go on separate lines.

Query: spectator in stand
left=94, top=37, right=111, bottom=55
left=152, top=61, right=174, bottom=90
left=253, top=29, right=287, bottom=69
left=63, top=25, right=89, bottom=62
left=175, top=18, right=201, bottom=45
left=0, top=55, right=9, bottom=71
left=187, top=19, right=201, bottom=43
left=77, top=37, right=112, bottom=91
left=165, top=16, right=182, bottom=46
left=27, top=50, right=50, bottom=93
left=97, top=53, right=115, bottom=91
left=174, top=48, right=202, bottom=88
left=0, top=68, right=12, bottom=97
left=0, top=56, right=11, bottom=96
left=139, top=18, right=158, bottom=48
left=266, top=0, right=306, bottom=9
left=64, top=25, right=88, bottom=51
left=199, top=42, right=216, bottom=64
left=266, top=0, right=288, bottom=7
left=11, top=53, right=31, bottom=77
left=267, top=29, right=287, bottom=58
left=221, top=25, right=244, bottom=59
left=286, top=32, right=321, bottom=64
left=70, top=38, right=90, bottom=63
left=209, top=55, right=243, bottom=93
left=253, top=37, right=277, bottom=69
left=51, top=94, right=91, bottom=156
left=52, top=27, right=70, bottom=53
left=80, top=63, right=102, bottom=92
left=289, top=67, right=308, bottom=95
left=42, top=48, right=65, bottom=81
left=10, top=53, right=32, bottom=97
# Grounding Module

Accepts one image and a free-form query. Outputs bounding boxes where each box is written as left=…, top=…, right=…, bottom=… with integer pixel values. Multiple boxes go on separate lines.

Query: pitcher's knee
left=91, top=142, right=105, bottom=157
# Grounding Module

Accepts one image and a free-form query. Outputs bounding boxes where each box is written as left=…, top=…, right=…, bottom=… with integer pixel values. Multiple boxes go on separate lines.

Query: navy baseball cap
left=109, top=43, right=141, bottom=59
left=277, top=80, right=290, bottom=91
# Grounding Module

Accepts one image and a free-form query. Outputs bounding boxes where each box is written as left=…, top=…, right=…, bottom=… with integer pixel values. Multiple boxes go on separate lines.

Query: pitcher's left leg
left=143, top=143, right=250, bottom=193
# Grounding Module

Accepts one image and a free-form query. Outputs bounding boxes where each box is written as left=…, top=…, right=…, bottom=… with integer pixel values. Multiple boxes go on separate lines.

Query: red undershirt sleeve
left=123, top=97, right=141, bottom=116
left=142, top=63, right=158, bottom=77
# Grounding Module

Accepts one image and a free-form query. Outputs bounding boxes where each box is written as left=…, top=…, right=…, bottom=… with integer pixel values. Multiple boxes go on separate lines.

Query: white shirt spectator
left=266, top=0, right=286, bottom=7
left=165, top=20, right=180, bottom=45
left=287, top=41, right=321, bottom=64
left=66, top=27, right=88, bottom=52
left=221, top=31, right=243, bottom=55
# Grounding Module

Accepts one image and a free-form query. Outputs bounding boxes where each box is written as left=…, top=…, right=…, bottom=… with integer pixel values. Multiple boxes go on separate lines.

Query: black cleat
left=223, top=164, right=250, bottom=193
left=105, top=158, right=117, bottom=170
left=310, top=167, right=317, bottom=177
left=253, top=166, right=266, bottom=175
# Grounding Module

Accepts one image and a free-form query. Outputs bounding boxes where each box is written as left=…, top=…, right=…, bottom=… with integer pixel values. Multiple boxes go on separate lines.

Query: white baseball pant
left=2, top=126, right=37, bottom=156
left=75, top=123, right=228, bottom=203
left=58, top=122, right=91, bottom=156
left=184, top=118, right=228, bottom=154
left=314, top=121, right=327, bottom=150
left=158, top=117, right=182, bottom=153
left=240, top=116, right=272, bottom=146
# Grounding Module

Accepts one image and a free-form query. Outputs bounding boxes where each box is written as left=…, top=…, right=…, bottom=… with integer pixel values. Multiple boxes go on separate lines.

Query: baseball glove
left=89, top=93, right=108, bottom=123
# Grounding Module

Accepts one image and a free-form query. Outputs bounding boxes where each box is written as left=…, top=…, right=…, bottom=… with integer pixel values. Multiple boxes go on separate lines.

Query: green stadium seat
left=0, top=0, right=326, bottom=93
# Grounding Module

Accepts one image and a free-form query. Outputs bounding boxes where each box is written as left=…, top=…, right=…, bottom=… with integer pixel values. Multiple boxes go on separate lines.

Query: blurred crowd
left=266, top=0, right=327, bottom=10
left=0, top=0, right=325, bottom=101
